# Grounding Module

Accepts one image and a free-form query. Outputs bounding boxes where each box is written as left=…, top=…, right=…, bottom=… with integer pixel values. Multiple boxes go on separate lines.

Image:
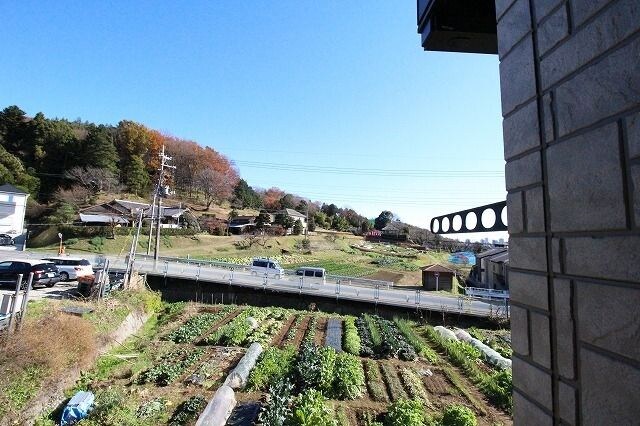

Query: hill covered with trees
left=0, top=105, right=379, bottom=233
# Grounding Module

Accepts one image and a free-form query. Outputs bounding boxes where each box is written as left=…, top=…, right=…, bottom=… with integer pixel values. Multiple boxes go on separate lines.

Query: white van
left=250, top=258, right=284, bottom=279
left=42, top=257, right=93, bottom=281
left=295, top=267, right=327, bottom=285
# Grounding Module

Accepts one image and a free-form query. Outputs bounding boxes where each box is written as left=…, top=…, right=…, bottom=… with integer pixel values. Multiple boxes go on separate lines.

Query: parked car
left=42, top=257, right=93, bottom=282
left=0, top=259, right=60, bottom=288
left=250, top=258, right=284, bottom=279
left=0, top=234, right=14, bottom=246
left=295, top=266, right=326, bottom=277
left=295, top=267, right=327, bottom=285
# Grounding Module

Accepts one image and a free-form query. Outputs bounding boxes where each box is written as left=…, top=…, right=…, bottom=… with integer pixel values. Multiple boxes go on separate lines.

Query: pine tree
left=83, top=125, right=119, bottom=172
left=125, top=155, right=150, bottom=195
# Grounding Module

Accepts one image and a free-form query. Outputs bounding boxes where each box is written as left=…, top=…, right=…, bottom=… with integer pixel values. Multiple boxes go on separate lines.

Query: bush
left=65, top=238, right=79, bottom=246
left=385, top=399, right=428, bottom=426
left=89, top=236, right=105, bottom=251
left=441, top=404, right=477, bottom=426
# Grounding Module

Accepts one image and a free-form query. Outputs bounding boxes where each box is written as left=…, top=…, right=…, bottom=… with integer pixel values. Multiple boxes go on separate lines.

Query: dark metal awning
left=417, top=0, right=498, bottom=54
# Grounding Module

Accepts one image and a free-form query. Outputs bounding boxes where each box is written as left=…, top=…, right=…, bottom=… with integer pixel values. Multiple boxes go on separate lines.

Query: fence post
left=17, top=273, right=34, bottom=331
left=374, top=283, right=379, bottom=307
left=7, top=274, right=23, bottom=333
left=335, top=279, right=341, bottom=302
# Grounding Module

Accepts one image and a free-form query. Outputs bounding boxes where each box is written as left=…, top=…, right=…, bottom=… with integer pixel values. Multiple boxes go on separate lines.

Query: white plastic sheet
left=454, top=328, right=512, bottom=370
left=195, top=385, right=237, bottom=426
left=434, top=325, right=459, bottom=341
left=224, top=342, right=263, bottom=389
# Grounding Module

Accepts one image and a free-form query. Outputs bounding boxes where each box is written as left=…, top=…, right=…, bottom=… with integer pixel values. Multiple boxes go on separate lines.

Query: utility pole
left=147, top=147, right=165, bottom=255
left=154, top=145, right=176, bottom=261
left=305, top=204, right=309, bottom=239
left=146, top=192, right=156, bottom=255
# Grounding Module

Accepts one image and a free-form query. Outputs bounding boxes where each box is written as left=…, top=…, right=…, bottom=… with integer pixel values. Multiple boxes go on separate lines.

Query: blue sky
left=1, top=1, right=507, bottom=241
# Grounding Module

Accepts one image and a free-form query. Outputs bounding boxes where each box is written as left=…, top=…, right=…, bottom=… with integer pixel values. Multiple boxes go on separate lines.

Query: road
left=0, top=251, right=509, bottom=318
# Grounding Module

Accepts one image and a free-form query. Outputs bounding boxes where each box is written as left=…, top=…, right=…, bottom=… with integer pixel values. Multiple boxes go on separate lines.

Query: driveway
left=0, top=280, right=80, bottom=301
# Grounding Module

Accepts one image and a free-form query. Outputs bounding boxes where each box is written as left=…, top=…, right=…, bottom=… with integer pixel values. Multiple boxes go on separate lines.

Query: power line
left=220, top=146, right=505, bottom=162
left=235, top=160, right=504, bottom=178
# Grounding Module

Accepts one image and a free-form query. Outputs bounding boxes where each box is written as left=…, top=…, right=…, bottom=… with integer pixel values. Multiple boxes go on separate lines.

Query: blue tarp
left=60, top=391, right=94, bottom=425
left=448, top=251, right=476, bottom=265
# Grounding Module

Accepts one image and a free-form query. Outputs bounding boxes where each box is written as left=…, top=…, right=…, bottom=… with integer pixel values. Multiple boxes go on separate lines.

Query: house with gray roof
left=79, top=199, right=188, bottom=228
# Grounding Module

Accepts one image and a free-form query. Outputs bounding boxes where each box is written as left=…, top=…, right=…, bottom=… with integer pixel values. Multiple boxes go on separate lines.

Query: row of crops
left=51, top=303, right=512, bottom=426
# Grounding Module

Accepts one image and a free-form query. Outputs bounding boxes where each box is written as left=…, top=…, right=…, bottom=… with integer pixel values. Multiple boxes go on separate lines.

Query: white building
left=280, top=208, right=307, bottom=234
left=0, top=184, right=29, bottom=236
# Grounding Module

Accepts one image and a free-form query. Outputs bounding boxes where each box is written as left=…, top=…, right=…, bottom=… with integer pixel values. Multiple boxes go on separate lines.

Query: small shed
left=421, top=264, right=456, bottom=291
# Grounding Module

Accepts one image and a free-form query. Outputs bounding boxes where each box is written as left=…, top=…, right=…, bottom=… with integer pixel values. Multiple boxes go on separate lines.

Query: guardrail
left=134, top=254, right=393, bottom=289
left=465, top=287, right=510, bottom=300
left=133, top=259, right=508, bottom=319
left=10, top=251, right=508, bottom=318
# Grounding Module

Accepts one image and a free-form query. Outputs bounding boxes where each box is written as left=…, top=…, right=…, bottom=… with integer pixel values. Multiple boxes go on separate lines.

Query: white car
left=42, top=257, right=93, bottom=281
left=250, top=258, right=284, bottom=279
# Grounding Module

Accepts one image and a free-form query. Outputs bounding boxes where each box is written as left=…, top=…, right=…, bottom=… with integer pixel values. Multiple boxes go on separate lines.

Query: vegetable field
left=42, top=303, right=513, bottom=426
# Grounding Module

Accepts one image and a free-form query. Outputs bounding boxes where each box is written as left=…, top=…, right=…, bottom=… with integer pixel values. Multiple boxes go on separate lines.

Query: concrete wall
left=497, top=0, right=640, bottom=424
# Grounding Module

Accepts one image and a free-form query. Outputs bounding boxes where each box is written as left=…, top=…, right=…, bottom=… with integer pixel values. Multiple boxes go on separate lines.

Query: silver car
left=42, top=257, right=93, bottom=281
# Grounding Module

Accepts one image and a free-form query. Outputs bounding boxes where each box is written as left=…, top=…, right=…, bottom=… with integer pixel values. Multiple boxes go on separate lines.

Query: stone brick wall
left=497, top=0, right=640, bottom=424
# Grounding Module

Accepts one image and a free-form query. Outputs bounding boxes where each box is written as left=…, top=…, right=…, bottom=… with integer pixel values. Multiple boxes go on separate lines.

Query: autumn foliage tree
left=261, top=187, right=285, bottom=209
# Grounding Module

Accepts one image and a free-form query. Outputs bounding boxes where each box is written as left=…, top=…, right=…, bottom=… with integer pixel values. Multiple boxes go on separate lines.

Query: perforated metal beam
left=430, top=201, right=507, bottom=234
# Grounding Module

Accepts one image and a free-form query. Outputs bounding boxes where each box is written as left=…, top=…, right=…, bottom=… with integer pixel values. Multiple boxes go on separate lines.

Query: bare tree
left=65, top=166, right=119, bottom=194
left=196, top=168, right=235, bottom=209
left=54, top=185, right=91, bottom=207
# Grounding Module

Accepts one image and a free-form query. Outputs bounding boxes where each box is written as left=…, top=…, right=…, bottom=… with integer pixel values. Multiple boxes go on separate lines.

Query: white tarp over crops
left=195, top=385, right=236, bottom=426
left=224, top=342, right=263, bottom=389
left=434, top=326, right=459, bottom=341
left=454, top=328, right=512, bottom=370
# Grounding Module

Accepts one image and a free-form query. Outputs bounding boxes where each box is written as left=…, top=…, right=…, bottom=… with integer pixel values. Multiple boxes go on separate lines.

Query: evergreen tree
left=0, top=145, right=40, bottom=194
left=125, top=155, right=149, bottom=195
left=274, top=213, right=295, bottom=230
left=279, top=194, right=295, bottom=209
left=0, top=105, right=28, bottom=155
left=232, top=179, right=263, bottom=208
left=83, top=125, right=119, bottom=173
left=374, top=211, right=394, bottom=230
left=307, top=217, right=316, bottom=232
left=255, top=211, right=272, bottom=229
left=331, top=215, right=350, bottom=232
left=292, top=219, right=303, bottom=235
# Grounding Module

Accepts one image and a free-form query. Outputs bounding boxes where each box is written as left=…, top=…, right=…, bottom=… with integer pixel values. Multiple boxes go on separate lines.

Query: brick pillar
left=497, top=0, right=640, bottom=424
